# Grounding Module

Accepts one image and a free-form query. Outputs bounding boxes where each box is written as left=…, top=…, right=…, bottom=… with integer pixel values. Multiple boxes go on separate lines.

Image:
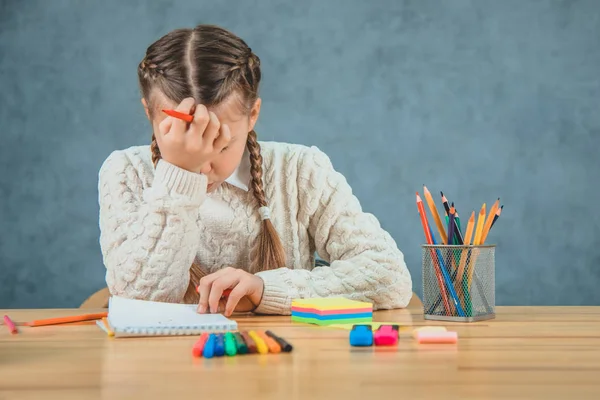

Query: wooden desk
left=1, top=306, right=600, bottom=400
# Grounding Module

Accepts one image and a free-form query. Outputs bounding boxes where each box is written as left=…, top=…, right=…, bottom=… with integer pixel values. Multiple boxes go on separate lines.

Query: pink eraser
left=374, top=325, right=399, bottom=346
left=416, top=331, right=458, bottom=344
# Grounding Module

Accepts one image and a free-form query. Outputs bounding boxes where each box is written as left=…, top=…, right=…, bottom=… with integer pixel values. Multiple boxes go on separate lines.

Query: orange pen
left=162, top=109, right=194, bottom=123
left=257, top=330, right=281, bottom=353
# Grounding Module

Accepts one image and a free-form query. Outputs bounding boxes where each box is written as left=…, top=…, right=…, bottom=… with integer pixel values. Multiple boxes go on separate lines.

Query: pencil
left=3, top=315, right=17, bottom=334
left=417, top=192, right=452, bottom=315
left=473, top=204, right=486, bottom=245
left=423, top=185, right=448, bottom=244
left=26, top=312, right=108, bottom=327
left=162, top=109, right=194, bottom=123
left=447, top=206, right=456, bottom=246
left=491, top=205, right=503, bottom=228
left=440, top=191, right=451, bottom=214
left=480, top=198, right=500, bottom=244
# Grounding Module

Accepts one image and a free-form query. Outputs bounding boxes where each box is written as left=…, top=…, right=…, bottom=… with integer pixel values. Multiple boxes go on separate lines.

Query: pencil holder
left=421, top=244, right=495, bottom=322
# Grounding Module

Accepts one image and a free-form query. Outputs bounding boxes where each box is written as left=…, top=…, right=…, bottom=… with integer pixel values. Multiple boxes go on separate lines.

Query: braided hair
left=137, top=25, right=286, bottom=287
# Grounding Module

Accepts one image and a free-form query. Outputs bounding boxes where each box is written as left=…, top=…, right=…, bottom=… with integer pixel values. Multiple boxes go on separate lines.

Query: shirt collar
left=224, top=147, right=251, bottom=192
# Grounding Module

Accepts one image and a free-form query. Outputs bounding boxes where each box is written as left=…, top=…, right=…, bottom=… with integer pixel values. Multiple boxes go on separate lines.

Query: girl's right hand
left=155, top=97, right=231, bottom=173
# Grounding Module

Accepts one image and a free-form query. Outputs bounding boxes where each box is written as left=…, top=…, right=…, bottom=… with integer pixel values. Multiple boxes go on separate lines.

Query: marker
left=162, top=109, right=193, bottom=123
left=240, top=331, right=257, bottom=353
left=374, top=325, right=399, bottom=346
left=349, top=324, right=373, bottom=347
left=203, top=334, right=216, bottom=358
left=224, top=332, right=237, bottom=356
left=214, top=333, right=226, bottom=356
left=265, top=330, right=293, bottom=352
left=233, top=332, right=249, bottom=354
left=3, top=315, right=17, bottom=334
left=248, top=330, right=269, bottom=354
left=192, top=333, right=209, bottom=357
left=257, top=331, right=281, bottom=353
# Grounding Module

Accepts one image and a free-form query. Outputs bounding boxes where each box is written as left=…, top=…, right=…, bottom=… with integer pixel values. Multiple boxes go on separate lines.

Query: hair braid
left=150, top=133, right=162, bottom=167
left=247, top=130, right=286, bottom=273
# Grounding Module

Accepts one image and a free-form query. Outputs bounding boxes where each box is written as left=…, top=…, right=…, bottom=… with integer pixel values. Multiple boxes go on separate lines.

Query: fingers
left=157, top=116, right=173, bottom=139
left=171, top=97, right=196, bottom=135
left=197, top=267, right=236, bottom=314
left=208, top=274, right=240, bottom=314
left=224, top=283, right=249, bottom=316
left=213, top=123, right=231, bottom=152
left=203, top=111, right=221, bottom=145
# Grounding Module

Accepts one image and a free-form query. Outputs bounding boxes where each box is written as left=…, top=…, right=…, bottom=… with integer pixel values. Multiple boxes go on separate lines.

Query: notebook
left=105, top=295, right=237, bottom=337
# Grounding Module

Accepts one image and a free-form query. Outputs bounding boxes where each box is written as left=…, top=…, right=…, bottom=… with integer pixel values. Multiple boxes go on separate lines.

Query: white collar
left=224, top=147, right=251, bottom=192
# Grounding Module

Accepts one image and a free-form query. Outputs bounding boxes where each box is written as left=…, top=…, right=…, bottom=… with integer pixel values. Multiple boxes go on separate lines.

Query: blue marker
left=214, top=333, right=225, bottom=356
left=349, top=325, right=373, bottom=346
left=203, top=334, right=216, bottom=358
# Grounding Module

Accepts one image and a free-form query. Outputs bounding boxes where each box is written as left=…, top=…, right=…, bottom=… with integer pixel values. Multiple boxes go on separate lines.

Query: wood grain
left=1, top=306, right=600, bottom=400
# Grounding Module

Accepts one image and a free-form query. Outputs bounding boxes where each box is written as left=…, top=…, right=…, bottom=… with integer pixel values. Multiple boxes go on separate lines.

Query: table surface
left=1, top=305, right=600, bottom=400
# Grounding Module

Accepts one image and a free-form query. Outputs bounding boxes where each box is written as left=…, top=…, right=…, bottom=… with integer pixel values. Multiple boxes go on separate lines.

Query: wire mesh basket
left=422, top=244, right=495, bottom=322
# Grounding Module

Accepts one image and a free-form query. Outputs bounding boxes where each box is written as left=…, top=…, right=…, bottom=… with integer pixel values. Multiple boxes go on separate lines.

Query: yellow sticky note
left=292, top=297, right=372, bottom=311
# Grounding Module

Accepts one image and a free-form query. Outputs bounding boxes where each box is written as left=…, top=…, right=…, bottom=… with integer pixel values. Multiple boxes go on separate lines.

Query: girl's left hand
left=196, top=267, right=264, bottom=316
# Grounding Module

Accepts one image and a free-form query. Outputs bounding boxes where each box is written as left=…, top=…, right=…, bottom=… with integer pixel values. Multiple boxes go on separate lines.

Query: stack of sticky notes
left=291, top=297, right=373, bottom=326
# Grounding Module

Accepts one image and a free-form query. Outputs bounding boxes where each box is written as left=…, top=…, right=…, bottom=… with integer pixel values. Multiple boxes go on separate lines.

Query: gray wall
left=1, top=0, right=599, bottom=308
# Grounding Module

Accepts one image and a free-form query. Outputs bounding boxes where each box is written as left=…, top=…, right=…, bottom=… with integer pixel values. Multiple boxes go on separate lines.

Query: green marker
left=224, top=332, right=237, bottom=356
left=233, top=332, right=248, bottom=354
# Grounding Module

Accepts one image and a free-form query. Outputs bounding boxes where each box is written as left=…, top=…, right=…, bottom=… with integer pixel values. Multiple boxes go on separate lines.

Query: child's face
left=144, top=93, right=261, bottom=193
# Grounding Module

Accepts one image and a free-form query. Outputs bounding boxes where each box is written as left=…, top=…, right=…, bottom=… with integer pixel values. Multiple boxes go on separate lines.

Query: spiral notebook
left=102, top=295, right=238, bottom=338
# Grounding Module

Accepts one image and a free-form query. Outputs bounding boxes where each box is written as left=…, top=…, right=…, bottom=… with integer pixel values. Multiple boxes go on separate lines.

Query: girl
left=98, top=24, right=412, bottom=316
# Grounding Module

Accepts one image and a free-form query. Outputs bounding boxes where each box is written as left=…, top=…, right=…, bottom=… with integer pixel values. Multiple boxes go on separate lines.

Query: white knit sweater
left=98, top=141, right=412, bottom=314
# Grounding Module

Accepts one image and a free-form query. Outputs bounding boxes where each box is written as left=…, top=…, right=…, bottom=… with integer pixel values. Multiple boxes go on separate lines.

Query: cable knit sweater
left=98, top=141, right=412, bottom=314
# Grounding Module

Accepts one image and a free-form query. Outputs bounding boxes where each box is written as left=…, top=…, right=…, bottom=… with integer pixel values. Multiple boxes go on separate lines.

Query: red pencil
left=162, top=109, right=194, bottom=123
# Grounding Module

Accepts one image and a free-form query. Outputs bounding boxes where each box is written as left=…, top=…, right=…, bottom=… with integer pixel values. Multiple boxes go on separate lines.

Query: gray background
left=1, top=0, right=599, bottom=308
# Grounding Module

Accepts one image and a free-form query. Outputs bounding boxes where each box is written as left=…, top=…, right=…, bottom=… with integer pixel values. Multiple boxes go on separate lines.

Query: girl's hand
left=156, top=97, right=231, bottom=173
left=197, top=267, right=265, bottom=316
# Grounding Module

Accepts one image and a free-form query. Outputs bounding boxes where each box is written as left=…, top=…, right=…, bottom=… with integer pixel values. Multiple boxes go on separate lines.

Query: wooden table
left=1, top=306, right=600, bottom=400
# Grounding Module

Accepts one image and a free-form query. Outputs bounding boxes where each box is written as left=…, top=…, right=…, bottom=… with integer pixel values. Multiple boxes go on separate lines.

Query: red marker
left=192, top=333, right=210, bottom=357
left=162, top=109, right=194, bottom=123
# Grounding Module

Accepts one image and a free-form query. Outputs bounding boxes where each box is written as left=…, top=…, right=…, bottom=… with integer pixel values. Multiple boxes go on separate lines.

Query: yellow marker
left=423, top=185, right=448, bottom=244
left=479, top=198, right=500, bottom=244
left=472, top=204, right=486, bottom=245
left=249, top=330, right=269, bottom=354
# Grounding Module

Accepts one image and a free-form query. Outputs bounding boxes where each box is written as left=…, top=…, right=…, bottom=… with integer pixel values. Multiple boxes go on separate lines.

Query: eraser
left=412, top=326, right=447, bottom=339
left=374, top=325, right=399, bottom=346
left=416, top=331, right=458, bottom=344
left=349, top=324, right=373, bottom=347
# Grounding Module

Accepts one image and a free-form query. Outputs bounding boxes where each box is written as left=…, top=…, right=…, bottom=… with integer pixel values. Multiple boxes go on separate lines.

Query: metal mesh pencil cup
left=422, top=244, right=495, bottom=322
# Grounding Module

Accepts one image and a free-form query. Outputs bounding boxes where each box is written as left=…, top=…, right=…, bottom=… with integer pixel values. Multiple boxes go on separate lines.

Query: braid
left=247, top=130, right=286, bottom=273
left=150, top=133, right=162, bottom=167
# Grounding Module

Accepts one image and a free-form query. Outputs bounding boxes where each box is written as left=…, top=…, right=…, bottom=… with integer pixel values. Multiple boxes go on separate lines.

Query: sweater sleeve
left=98, top=151, right=207, bottom=302
left=254, top=146, right=413, bottom=314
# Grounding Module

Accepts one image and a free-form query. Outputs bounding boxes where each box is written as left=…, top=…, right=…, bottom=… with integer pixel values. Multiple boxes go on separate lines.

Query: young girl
left=98, top=24, right=412, bottom=316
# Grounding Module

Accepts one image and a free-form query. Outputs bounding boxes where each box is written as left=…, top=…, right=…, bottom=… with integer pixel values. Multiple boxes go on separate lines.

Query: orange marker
left=3, top=315, right=17, bottom=334
left=257, top=330, right=281, bottom=353
left=26, top=312, right=108, bottom=327
left=162, top=109, right=194, bottom=123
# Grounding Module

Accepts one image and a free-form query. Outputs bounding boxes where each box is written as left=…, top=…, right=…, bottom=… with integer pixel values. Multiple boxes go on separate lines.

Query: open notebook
left=101, top=295, right=237, bottom=337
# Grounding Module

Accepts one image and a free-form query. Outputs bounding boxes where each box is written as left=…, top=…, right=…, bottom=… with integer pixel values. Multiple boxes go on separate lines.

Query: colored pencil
left=457, top=212, right=476, bottom=281
left=447, top=206, right=456, bottom=246
left=472, top=204, right=486, bottom=245
left=480, top=198, right=500, bottom=244
left=440, top=191, right=451, bottom=214
left=491, top=205, right=503, bottom=228
left=427, top=225, right=466, bottom=317
left=3, top=315, right=17, bottom=334
left=162, top=109, right=194, bottom=123
left=423, top=185, right=448, bottom=244
left=26, top=312, right=108, bottom=327
left=417, top=192, right=452, bottom=315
